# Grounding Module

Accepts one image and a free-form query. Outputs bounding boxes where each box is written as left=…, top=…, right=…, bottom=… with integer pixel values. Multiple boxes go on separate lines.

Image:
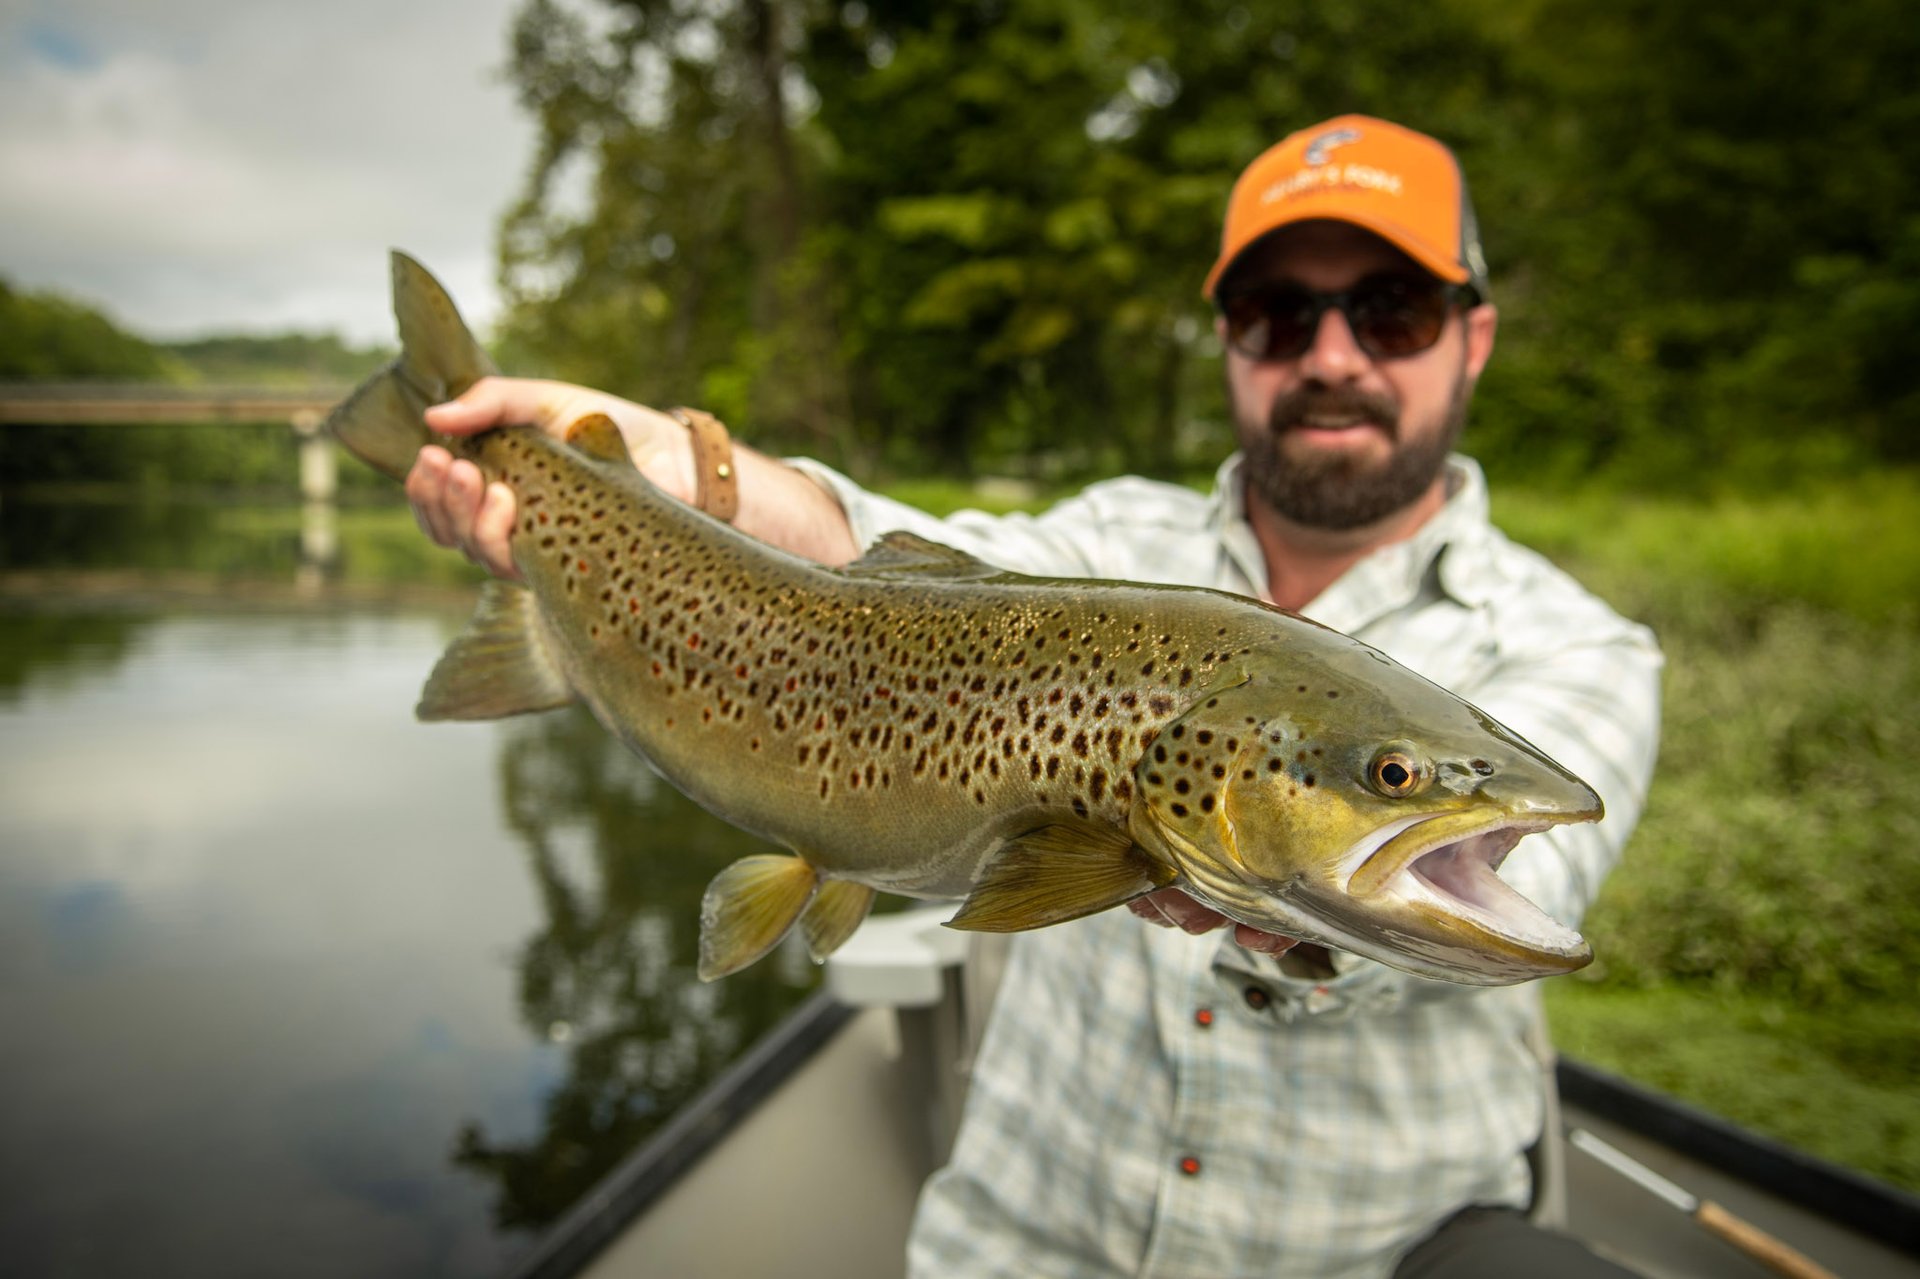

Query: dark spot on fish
left=1170, top=803, right=1189, bottom=818
left=1200, top=795, right=1215, bottom=813
left=1196, top=730, right=1213, bottom=745
left=1303, top=774, right=1316, bottom=788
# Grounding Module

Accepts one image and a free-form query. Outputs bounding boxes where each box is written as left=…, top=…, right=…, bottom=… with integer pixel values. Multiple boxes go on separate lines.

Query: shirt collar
left=1206, top=452, right=1498, bottom=631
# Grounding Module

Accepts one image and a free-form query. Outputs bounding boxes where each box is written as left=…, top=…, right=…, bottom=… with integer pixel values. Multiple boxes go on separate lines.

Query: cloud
left=0, top=0, right=534, bottom=343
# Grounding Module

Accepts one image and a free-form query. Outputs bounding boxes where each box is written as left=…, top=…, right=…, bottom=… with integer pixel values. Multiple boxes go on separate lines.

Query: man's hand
left=405, top=375, right=860, bottom=578
left=1128, top=888, right=1300, bottom=957
left=407, top=378, right=696, bottom=582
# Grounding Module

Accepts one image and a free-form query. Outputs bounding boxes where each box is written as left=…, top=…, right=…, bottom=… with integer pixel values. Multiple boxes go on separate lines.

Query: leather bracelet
left=670, top=406, right=739, bottom=523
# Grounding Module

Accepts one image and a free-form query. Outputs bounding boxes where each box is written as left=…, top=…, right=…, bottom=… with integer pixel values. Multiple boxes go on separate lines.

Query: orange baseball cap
left=1203, top=114, right=1490, bottom=302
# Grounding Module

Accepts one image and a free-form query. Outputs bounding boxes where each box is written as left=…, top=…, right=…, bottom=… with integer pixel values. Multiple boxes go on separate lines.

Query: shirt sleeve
left=785, top=457, right=1110, bottom=577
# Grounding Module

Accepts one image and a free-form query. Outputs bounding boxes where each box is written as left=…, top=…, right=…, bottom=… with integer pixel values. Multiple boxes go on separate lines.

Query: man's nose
left=1297, top=307, right=1368, bottom=383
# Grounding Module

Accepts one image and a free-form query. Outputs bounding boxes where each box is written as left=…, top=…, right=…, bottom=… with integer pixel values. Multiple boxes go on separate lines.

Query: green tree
left=496, top=0, right=845, bottom=453
left=1462, top=0, right=1920, bottom=485
left=0, top=278, right=173, bottom=382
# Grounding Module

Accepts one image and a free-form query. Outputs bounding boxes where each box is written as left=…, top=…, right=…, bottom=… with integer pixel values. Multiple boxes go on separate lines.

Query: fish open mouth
left=1343, top=813, right=1590, bottom=961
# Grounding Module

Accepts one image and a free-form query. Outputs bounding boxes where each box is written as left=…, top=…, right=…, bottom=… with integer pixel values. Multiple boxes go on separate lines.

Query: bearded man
left=408, top=115, right=1662, bottom=1278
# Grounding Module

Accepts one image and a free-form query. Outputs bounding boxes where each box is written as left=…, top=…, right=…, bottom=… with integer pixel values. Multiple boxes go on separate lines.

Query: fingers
left=1128, top=887, right=1300, bottom=957
left=404, top=446, right=523, bottom=582
left=1128, top=887, right=1230, bottom=934
left=1232, top=924, right=1299, bottom=957
left=422, top=376, right=547, bottom=437
left=442, top=456, right=485, bottom=543
left=471, top=482, right=519, bottom=580
left=406, top=446, right=456, bottom=545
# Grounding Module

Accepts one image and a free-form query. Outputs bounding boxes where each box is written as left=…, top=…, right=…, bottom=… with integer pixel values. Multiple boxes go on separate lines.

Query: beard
left=1239, top=373, right=1470, bottom=531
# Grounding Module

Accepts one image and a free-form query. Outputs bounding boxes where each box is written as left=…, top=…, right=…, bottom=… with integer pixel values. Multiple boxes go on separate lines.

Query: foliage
left=490, top=0, right=1920, bottom=489
left=1546, top=984, right=1920, bottom=1192
left=0, top=277, right=177, bottom=382
left=0, top=273, right=396, bottom=495
left=1491, top=475, right=1920, bottom=1187
left=160, top=332, right=392, bottom=386
left=1497, top=476, right=1920, bottom=1003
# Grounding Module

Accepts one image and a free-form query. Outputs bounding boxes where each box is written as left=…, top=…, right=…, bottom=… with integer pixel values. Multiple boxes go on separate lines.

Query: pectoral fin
left=698, top=854, right=820, bottom=980
left=800, top=880, right=876, bottom=962
left=947, top=823, right=1174, bottom=932
left=416, top=580, right=577, bottom=720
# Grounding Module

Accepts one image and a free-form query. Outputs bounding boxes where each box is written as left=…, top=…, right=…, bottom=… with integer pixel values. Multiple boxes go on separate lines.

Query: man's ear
left=1463, top=303, right=1497, bottom=381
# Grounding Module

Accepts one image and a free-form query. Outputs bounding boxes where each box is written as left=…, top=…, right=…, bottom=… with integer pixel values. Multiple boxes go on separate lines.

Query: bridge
left=0, top=383, right=352, bottom=501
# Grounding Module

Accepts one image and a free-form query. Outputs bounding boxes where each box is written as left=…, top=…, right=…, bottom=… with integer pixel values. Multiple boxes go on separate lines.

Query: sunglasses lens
left=1223, top=286, right=1318, bottom=361
left=1349, top=277, right=1450, bottom=358
left=1220, top=275, right=1458, bottom=362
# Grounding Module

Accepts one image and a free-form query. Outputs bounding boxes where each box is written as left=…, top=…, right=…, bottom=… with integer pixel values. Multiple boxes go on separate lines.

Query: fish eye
left=1368, top=749, right=1426, bottom=798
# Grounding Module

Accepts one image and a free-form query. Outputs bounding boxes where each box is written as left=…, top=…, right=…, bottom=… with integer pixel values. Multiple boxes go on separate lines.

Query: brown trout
left=327, top=252, right=1603, bottom=985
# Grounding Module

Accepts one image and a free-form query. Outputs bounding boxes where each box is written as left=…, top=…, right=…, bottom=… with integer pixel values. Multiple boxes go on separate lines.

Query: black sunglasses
left=1217, top=273, right=1475, bottom=363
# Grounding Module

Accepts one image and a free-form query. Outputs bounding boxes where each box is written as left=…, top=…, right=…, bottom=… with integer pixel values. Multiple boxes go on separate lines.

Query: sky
left=0, top=0, right=534, bottom=345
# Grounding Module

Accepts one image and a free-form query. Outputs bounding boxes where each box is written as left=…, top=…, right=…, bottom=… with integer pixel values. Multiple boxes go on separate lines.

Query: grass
left=1546, top=983, right=1920, bottom=1191
left=1492, top=473, right=1920, bottom=1191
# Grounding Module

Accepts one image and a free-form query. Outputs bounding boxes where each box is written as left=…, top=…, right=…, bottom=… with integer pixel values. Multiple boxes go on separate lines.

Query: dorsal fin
left=565, top=412, right=636, bottom=466
left=839, top=530, right=1004, bottom=581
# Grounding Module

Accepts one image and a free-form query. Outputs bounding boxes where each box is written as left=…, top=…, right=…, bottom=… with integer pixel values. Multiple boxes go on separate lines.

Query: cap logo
left=1304, top=127, right=1361, bottom=166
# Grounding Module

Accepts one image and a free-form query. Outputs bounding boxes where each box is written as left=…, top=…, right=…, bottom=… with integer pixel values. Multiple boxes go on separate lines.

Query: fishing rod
left=1567, top=1127, right=1841, bottom=1279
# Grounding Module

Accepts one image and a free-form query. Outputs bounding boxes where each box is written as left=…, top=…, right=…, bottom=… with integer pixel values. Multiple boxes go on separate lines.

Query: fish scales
left=327, top=252, right=1609, bottom=985
left=474, top=412, right=1269, bottom=895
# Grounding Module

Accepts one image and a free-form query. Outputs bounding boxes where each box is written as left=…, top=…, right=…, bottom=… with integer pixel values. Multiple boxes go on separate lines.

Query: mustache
left=1267, top=386, right=1401, bottom=435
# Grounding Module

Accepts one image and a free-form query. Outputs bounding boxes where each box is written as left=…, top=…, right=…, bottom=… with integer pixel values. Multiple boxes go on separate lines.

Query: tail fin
left=322, top=251, right=498, bottom=480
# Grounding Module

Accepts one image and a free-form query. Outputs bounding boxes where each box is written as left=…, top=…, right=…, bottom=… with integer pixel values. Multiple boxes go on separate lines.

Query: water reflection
left=0, top=510, right=820, bottom=1275
left=454, top=706, right=818, bottom=1230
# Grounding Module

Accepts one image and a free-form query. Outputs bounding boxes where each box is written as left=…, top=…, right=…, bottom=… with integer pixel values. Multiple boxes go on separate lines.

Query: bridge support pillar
left=292, top=409, right=337, bottom=503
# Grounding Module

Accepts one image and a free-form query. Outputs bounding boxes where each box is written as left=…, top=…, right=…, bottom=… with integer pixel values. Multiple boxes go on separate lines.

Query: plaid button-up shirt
left=793, top=453, right=1664, bottom=1279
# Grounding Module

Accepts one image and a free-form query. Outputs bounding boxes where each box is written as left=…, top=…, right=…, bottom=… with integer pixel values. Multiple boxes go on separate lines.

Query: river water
left=0, top=498, right=819, bottom=1277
